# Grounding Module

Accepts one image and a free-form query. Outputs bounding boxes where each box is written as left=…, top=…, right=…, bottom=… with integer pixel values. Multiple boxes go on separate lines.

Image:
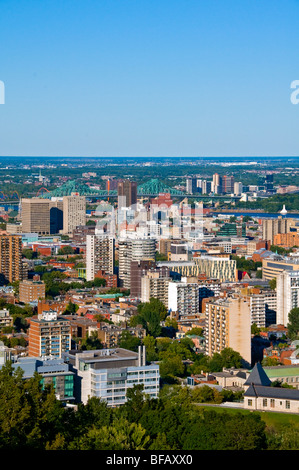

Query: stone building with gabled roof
left=244, top=362, right=272, bottom=390
left=244, top=362, right=299, bottom=413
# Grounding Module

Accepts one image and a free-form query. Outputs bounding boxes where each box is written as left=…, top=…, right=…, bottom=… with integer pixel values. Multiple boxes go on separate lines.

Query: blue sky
left=0, top=0, right=299, bottom=157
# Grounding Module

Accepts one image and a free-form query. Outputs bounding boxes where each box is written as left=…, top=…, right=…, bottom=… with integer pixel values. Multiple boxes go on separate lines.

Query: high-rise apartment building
left=262, top=217, right=294, bottom=245
left=86, top=235, right=115, bottom=281
left=186, top=178, right=198, bottom=195
left=234, top=181, right=243, bottom=196
left=250, top=290, right=278, bottom=328
left=212, top=173, right=222, bottom=194
left=130, top=259, right=156, bottom=297
left=222, top=175, right=235, bottom=194
left=201, top=180, right=212, bottom=195
left=276, top=270, right=299, bottom=326
left=140, top=270, right=171, bottom=307
left=28, top=310, right=72, bottom=358
left=198, top=280, right=221, bottom=312
left=168, top=280, right=200, bottom=319
left=0, top=234, right=25, bottom=284
left=205, top=296, right=251, bottom=366
left=273, top=232, right=299, bottom=248
left=118, top=238, right=156, bottom=289
left=62, top=194, right=86, bottom=235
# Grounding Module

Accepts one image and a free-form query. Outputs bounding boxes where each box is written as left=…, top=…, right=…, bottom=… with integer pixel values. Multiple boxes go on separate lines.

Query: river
left=211, top=211, right=299, bottom=219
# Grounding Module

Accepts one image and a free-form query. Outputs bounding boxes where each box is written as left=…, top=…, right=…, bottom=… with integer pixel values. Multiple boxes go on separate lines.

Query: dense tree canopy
left=287, top=308, right=299, bottom=340
left=0, top=361, right=298, bottom=450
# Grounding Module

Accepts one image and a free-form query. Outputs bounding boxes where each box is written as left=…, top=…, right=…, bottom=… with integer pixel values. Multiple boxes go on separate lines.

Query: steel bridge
left=40, top=178, right=241, bottom=202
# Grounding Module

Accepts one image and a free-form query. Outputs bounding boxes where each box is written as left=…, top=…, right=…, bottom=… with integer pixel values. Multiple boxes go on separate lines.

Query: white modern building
left=277, top=270, right=299, bottom=326
left=63, top=346, right=160, bottom=406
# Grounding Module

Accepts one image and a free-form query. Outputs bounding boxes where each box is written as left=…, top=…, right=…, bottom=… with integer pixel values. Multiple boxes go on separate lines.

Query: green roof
left=95, top=293, right=123, bottom=299
left=264, top=366, right=299, bottom=378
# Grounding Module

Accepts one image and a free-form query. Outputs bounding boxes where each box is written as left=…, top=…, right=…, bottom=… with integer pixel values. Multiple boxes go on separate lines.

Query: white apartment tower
left=168, top=280, right=200, bottom=319
left=276, top=270, right=299, bottom=326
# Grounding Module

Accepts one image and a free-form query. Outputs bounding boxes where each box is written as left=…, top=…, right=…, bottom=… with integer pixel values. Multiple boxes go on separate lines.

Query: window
left=247, top=399, right=252, bottom=406
left=270, top=399, right=275, bottom=408
left=262, top=399, right=267, bottom=407
left=286, top=401, right=290, bottom=409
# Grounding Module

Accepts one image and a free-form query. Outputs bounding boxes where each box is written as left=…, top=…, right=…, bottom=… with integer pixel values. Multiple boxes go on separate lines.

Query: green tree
left=118, top=330, right=141, bottom=352
left=80, top=331, right=103, bottom=350
left=22, top=248, right=37, bottom=259
left=122, top=384, right=147, bottom=422
left=0, top=362, right=66, bottom=450
left=58, top=246, right=75, bottom=255
left=191, top=385, right=223, bottom=404
left=84, top=277, right=106, bottom=288
left=165, top=317, right=178, bottom=330
left=74, top=397, right=112, bottom=434
left=135, top=305, right=162, bottom=337
left=262, top=356, right=281, bottom=366
left=138, top=297, right=168, bottom=321
left=70, top=418, right=150, bottom=450
left=63, top=300, right=78, bottom=315
left=182, top=410, right=266, bottom=450
left=207, top=348, right=243, bottom=372
left=142, top=335, right=158, bottom=361
left=185, top=327, right=203, bottom=337
left=0, top=362, right=31, bottom=448
left=159, top=354, right=185, bottom=381
left=251, top=323, right=261, bottom=336
left=287, top=307, right=299, bottom=340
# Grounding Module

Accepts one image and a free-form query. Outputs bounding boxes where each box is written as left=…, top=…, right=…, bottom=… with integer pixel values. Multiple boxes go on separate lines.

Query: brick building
left=28, top=310, right=71, bottom=357
left=19, top=275, right=46, bottom=303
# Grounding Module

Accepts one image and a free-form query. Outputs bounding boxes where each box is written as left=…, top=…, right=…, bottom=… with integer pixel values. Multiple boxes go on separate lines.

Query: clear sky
left=0, top=0, right=299, bottom=157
